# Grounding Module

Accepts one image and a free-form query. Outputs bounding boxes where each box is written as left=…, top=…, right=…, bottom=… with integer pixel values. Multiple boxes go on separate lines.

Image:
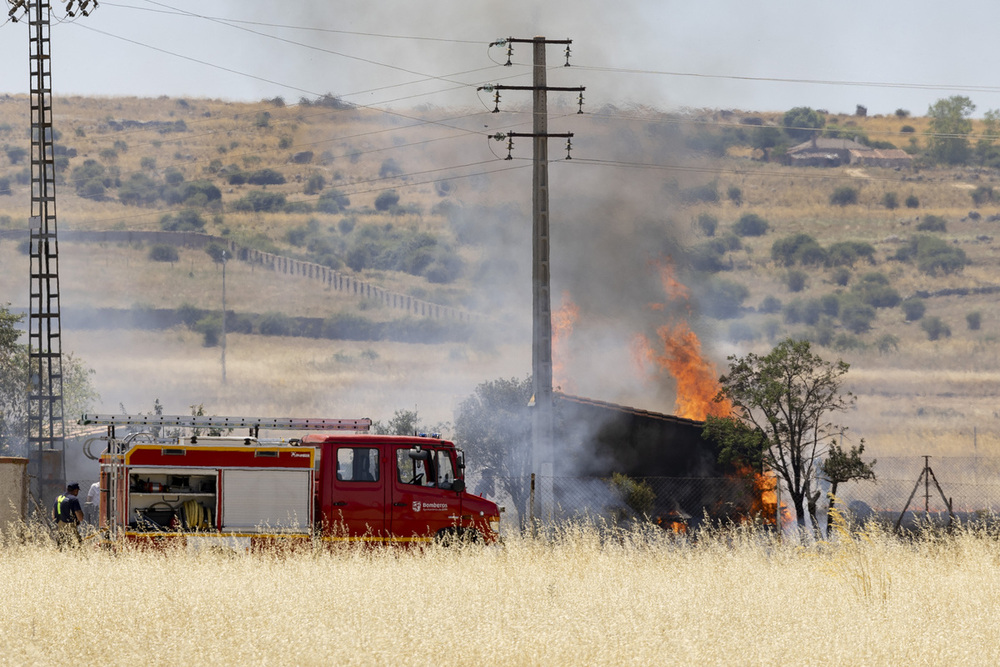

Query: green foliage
left=70, top=159, right=110, bottom=199
left=921, top=316, right=951, bottom=341
left=832, top=267, right=851, bottom=286
left=379, top=158, right=403, bottom=178
left=850, top=272, right=901, bottom=308
left=246, top=168, right=286, bottom=185
left=0, top=305, right=27, bottom=454
left=316, top=189, right=351, bottom=214
left=971, top=186, right=995, bottom=207
left=690, top=239, right=731, bottom=272
left=680, top=182, right=719, bottom=205
left=374, top=190, right=400, bottom=212
left=771, top=233, right=826, bottom=267
left=901, top=297, right=926, bottom=322
left=232, top=190, right=287, bottom=213
left=371, top=409, right=421, bottom=436
left=839, top=297, right=876, bottom=334
left=0, top=176, right=10, bottom=196
left=304, top=172, right=326, bottom=196
left=159, top=209, right=205, bottom=232
left=610, top=473, right=656, bottom=518
left=727, top=185, right=743, bottom=206
left=786, top=269, right=807, bottom=292
left=4, top=145, right=27, bottom=164
left=732, top=213, right=769, bottom=237
left=820, top=294, right=840, bottom=318
left=696, top=213, right=718, bottom=237
left=905, top=194, right=920, bottom=209
left=205, top=243, right=228, bottom=263
left=148, top=244, right=179, bottom=263
left=825, top=241, right=875, bottom=268
left=926, top=95, right=975, bottom=165
left=829, top=186, right=859, bottom=207
left=119, top=173, right=160, bottom=206
left=783, top=107, right=825, bottom=142
left=893, top=235, right=968, bottom=275
left=966, top=311, right=982, bottom=331
left=454, top=376, right=534, bottom=527
left=714, top=339, right=855, bottom=528
left=195, top=315, right=221, bottom=347
left=882, top=192, right=899, bottom=210
left=916, top=215, right=947, bottom=232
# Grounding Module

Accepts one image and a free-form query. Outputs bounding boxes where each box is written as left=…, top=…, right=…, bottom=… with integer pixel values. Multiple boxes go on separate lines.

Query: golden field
left=2, top=521, right=1000, bottom=666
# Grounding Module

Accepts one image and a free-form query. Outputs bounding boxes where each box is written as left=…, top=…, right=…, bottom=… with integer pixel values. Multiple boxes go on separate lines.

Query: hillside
left=0, top=95, right=998, bottom=456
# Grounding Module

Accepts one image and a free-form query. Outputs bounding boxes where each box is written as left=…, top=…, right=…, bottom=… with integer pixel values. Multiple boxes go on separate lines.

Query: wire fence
left=487, top=457, right=1000, bottom=531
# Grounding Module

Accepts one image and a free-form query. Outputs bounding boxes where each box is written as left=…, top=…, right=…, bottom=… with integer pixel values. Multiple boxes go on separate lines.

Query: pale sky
left=1, top=1, right=1000, bottom=117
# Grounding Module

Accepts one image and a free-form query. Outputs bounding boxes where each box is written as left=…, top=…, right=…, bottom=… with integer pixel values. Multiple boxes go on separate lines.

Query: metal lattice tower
left=27, top=0, right=65, bottom=502
left=8, top=0, right=98, bottom=504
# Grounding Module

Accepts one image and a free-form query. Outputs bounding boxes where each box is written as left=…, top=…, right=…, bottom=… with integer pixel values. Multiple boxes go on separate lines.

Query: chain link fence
left=488, top=457, right=1000, bottom=532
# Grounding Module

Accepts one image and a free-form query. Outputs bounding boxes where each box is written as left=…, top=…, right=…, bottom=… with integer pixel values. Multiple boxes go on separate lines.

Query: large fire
left=632, top=260, right=731, bottom=421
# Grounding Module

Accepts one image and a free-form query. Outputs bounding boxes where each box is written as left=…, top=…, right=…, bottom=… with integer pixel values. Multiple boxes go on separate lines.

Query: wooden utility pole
left=482, top=37, right=584, bottom=525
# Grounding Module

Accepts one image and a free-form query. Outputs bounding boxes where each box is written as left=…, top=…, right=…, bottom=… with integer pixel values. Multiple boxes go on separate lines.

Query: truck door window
left=396, top=448, right=435, bottom=486
left=336, top=448, right=379, bottom=482
left=436, top=451, right=455, bottom=489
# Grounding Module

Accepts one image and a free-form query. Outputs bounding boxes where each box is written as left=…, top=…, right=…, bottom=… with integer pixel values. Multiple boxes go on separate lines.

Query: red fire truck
left=82, top=414, right=501, bottom=548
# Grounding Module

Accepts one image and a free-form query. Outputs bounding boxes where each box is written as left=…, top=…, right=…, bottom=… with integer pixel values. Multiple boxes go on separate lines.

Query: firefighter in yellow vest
left=53, top=483, right=85, bottom=547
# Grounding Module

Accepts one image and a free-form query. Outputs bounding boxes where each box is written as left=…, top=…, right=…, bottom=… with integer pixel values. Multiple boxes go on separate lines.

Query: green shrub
left=820, top=294, right=840, bottom=317
left=696, top=213, right=718, bottom=237
left=304, top=173, right=326, bottom=196
left=701, top=279, right=749, bottom=319
left=317, top=189, right=351, bottom=214
left=771, top=233, right=826, bottom=267
left=829, top=186, right=859, bottom=206
left=826, top=241, right=875, bottom=268
left=680, top=182, right=719, bottom=205
left=759, top=295, right=782, bottom=314
left=610, top=473, right=655, bottom=518
left=246, top=168, right=286, bottom=185
left=374, top=190, right=400, bottom=212
left=160, top=209, right=205, bottom=232
left=916, top=215, right=947, bottom=232
left=832, top=267, right=851, bottom=286
left=882, top=192, right=899, bottom=209
left=971, top=186, right=994, bottom=206
left=921, top=316, right=951, bottom=341
left=893, top=235, right=968, bottom=275
left=851, top=272, right=900, bottom=308
left=967, top=311, right=982, bottom=330
left=839, top=298, right=876, bottom=334
left=259, top=312, right=292, bottom=337
left=786, top=269, right=807, bottom=292
left=148, top=244, right=179, bottom=263
left=905, top=194, right=919, bottom=208
left=732, top=213, right=769, bottom=237
left=727, top=186, right=743, bottom=206
left=232, top=190, right=287, bottom=212
left=902, top=297, right=926, bottom=321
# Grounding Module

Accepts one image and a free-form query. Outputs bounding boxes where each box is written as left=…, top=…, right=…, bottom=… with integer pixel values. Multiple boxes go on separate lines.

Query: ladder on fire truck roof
left=79, top=414, right=371, bottom=438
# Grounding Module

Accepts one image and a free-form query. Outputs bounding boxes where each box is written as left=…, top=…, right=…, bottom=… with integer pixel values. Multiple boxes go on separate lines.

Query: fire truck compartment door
left=221, top=469, right=311, bottom=532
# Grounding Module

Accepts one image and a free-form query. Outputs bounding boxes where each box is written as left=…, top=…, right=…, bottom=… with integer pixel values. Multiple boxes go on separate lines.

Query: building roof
left=788, top=137, right=870, bottom=153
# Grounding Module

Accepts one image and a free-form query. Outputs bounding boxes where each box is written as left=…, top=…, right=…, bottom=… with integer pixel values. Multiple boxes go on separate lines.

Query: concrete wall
left=0, top=457, right=28, bottom=528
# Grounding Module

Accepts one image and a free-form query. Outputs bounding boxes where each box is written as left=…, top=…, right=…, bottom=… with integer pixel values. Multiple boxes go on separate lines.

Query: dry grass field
left=3, top=521, right=1000, bottom=665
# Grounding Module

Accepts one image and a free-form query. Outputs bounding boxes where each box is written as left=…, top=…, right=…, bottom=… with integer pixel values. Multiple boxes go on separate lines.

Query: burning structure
left=552, top=393, right=777, bottom=530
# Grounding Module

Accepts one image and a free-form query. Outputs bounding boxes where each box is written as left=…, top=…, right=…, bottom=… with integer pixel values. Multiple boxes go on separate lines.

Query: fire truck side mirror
left=451, top=479, right=465, bottom=493
left=408, top=447, right=430, bottom=461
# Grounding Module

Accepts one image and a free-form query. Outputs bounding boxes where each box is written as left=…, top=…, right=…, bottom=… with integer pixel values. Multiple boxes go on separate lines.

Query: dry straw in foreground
left=3, top=520, right=1000, bottom=665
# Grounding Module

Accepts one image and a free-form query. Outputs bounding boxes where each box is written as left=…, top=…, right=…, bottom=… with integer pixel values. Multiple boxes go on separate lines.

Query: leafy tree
left=825, top=241, right=875, bottom=268
left=4, top=145, right=27, bottom=164
left=701, top=278, right=749, bottom=318
left=696, top=213, right=718, bottom=237
left=850, top=272, right=900, bottom=308
left=727, top=186, right=743, bottom=206
left=882, top=192, right=899, bottom=210
left=371, top=409, right=421, bottom=436
left=839, top=297, right=876, bottom=334
left=783, top=107, right=825, bottom=142
left=786, top=269, right=807, bottom=293
left=610, top=473, right=656, bottom=519
left=454, top=376, right=533, bottom=528
left=971, top=186, right=994, bottom=207
left=205, top=243, right=228, bottom=264
left=926, top=95, right=975, bottom=165
left=304, top=172, right=326, bottom=196
left=967, top=311, right=982, bottom=331
left=750, top=126, right=784, bottom=161
left=706, top=339, right=857, bottom=530
left=893, top=235, right=968, bottom=275
left=820, top=442, right=876, bottom=534
left=316, top=189, right=351, bottom=214
left=0, top=305, right=27, bottom=454
left=771, top=233, right=826, bottom=267
left=975, top=109, right=1000, bottom=165
left=904, top=194, right=919, bottom=209
left=231, top=190, right=287, bottom=212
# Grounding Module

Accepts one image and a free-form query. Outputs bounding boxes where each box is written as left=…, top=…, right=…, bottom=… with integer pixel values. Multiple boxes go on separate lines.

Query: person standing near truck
left=53, top=483, right=84, bottom=547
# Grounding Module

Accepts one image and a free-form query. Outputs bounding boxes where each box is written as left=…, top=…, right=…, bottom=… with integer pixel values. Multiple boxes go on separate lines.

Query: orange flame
left=552, top=291, right=580, bottom=392
left=634, top=259, right=731, bottom=421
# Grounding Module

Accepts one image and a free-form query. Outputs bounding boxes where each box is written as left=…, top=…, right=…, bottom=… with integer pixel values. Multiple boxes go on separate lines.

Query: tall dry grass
left=3, top=520, right=1000, bottom=665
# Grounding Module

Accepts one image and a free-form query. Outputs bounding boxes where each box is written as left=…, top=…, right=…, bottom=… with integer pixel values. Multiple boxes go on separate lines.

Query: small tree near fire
left=820, top=442, right=876, bottom=535
left=704, top=338, right=857, bottom=532
left=454, top=376, right=533, bottom=528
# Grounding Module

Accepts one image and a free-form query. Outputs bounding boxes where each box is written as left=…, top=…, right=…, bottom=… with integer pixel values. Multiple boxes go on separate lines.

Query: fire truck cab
left=85, top=414, right=500, bottom=547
